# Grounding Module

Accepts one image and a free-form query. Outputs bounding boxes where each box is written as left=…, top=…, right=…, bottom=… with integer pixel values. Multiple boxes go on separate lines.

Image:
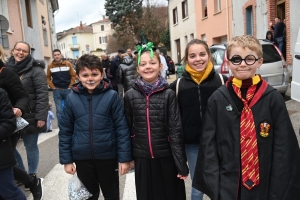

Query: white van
left=291, top=28, right=300, bottom=102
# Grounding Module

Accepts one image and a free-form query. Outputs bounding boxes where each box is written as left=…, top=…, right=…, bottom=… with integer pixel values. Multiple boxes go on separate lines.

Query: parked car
left=210, top=40, right=289, bottom=96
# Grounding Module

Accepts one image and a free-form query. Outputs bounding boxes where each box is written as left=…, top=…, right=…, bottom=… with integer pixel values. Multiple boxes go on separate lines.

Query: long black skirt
left=135, top=156, right=186, bottom=200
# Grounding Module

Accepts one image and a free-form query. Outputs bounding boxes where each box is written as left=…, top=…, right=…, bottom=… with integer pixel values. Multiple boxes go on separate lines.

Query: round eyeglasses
left=228, top=55, right=260, bottom=65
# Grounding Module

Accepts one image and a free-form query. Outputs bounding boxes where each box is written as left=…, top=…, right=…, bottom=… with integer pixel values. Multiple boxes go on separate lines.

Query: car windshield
left=262, top=44, right=282, bottom=63
left=210, top=48, right=225, bottom=65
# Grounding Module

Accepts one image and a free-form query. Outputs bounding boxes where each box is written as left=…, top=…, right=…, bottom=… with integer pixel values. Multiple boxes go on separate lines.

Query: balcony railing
left=69, top=44, right=80, bottom=50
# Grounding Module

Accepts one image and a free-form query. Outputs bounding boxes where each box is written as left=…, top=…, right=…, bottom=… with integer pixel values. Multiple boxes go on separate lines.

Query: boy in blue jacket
left=59, top=54, right=132, bottom=200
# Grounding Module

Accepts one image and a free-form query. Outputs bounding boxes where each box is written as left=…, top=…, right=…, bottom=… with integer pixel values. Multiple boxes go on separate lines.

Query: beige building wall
left=58, top=32, right=94, bottom=59
left=36, top=0, right=52, bottom=66
left=92, top=18, right=113, bottom=52
left=195, top=0, right=233, bottom=46
left=168, top=0, right=196, bottom=63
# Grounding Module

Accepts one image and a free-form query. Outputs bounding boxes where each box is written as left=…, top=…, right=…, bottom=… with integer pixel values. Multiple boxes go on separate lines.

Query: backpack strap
left=219, top=74, right=224, bottom=85
left=176, top=78, right=181, bottom=98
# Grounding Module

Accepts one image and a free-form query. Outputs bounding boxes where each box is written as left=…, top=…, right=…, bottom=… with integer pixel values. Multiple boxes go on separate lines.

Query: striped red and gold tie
left=232, top=84, right=260, bottom=190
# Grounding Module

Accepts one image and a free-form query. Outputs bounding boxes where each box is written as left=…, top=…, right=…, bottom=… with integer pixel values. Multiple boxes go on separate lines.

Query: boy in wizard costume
left=193, top=35, right=300, bottom=200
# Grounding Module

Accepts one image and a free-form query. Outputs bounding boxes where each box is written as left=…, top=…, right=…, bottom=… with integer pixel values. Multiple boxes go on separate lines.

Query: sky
left=54, top=0, right=167, bottom=33
left=54, top=0, right=107, bottom=33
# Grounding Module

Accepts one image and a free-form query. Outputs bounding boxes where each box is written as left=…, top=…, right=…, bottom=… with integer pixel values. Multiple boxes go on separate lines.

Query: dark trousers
left=75, top=158, right=119, bottom=200
left=135, top=157, right=186, bottom=200
left=0, top=167, right=26, bottom=200
left=11, top=134, right=34, bottom=187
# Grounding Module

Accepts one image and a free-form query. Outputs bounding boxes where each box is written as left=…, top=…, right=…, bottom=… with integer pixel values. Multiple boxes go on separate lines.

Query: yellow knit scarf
left=232, top=75, right=261, bottom=88
left=185, top=61, right=214, bottom=85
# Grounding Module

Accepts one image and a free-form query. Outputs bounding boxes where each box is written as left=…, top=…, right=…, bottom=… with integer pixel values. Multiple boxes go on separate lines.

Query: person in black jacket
left=0, top=88, right=27, bottom=200
left=118, top=53, right=136, bottom=94
left=59, top=54, right=132, bottom=200
left=6, top=41, right=48, bottom=185
left=270, top=17, right=285, bottom=53
left=124, top=43, right=189, bottom=200
left=193, top=35, right=300, bottom=200
left=0, top=49, right=43, bottom=200
left=169, top=39, right=227, bottom=200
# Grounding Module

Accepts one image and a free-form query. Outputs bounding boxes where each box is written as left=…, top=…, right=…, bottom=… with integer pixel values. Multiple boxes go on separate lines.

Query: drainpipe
left=18, top=0, right=25, bottom=41
left=226, top=0, right=230, bottom=41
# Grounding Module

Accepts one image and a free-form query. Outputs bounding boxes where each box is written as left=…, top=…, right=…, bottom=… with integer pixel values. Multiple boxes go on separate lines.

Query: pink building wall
left=5, top=0, right=24, bottom=56
left=194, top=0, right=233, bottom=46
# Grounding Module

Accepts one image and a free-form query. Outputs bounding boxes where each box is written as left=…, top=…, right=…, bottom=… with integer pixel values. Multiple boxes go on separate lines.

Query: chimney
left=79, top=21, right=83, bottom=30
left=102, top=15, right=105, bottom=20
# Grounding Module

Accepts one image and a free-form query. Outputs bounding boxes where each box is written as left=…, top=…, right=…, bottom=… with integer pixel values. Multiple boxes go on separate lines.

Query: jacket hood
left=72, top=77, right=112, bottom=94
left=121, top=56, right=134, bottom=65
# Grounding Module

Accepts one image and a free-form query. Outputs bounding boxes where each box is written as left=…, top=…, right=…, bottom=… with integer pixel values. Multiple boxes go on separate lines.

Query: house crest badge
left=260, top=122, right=270, bottom=138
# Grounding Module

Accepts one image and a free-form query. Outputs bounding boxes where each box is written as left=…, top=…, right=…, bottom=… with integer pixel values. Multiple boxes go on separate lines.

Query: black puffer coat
left=118, top=56, right=136, bottom=93
left=0, top=88, right=17, bottom=169
left=169, top=69, right=228, bottom=144
left=0, top=63, right=29, bottom=169
left=7, top=56, right=48, bottom=134
left=124, top=83, right=189, bottom=176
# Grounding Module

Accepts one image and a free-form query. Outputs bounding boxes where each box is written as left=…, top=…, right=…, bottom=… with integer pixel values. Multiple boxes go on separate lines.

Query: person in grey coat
left=118, top=53, right=137, bottom=94
left=6, top=41, right=48, bottom=181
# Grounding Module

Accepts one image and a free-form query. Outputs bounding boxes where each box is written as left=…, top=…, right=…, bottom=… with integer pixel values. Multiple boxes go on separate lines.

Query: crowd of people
left=0, top=28, right=300, bottom=200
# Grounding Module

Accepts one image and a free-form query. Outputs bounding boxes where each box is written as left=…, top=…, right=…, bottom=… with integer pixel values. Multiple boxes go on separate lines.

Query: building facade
left=57, top=22, right=94, bottom=59
left=194, top=0, right=233, bottom=46
left=168, top=0, right=232, bottom=62
left=91, top=16, right=113, bottom=54
left=231, top=0, right=300, bottom=67
left=0, top=0, right=58, bottom=66
left=168, top=0, right=197, bottom=63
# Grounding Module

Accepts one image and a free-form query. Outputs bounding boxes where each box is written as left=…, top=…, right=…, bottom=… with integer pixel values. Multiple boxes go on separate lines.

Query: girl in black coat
left=124, top=43, right=189, bottom=200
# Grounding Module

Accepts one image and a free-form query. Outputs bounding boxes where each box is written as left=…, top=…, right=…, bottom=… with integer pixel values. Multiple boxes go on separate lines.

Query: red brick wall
left=243, top=0, right=257, bottom=37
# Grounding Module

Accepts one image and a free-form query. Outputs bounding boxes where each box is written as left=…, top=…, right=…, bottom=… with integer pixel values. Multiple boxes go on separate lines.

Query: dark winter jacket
left=7, top=56, right=49, bottom=134
left=46, top=59, right=76, bottom=89
left=0, top=88, right=17, bottom=169
left=169, top=69, right=227, bottom=144
left=118, top=56, right=136, bottom=93
left=124, top=83, right=189, bottom=176
left=193, top=81, right=300, bottom=200
left=109, top=56, right=121, bottom=86
left=0, top=66, right=29, bottom=114
left=59, top=78, right=132, bottom=164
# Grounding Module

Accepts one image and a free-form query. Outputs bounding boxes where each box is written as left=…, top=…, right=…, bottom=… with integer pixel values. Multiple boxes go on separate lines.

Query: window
left=214, top=0, right=221, bottom=13
left=25, top=0, right=33, bottom=28
left=99, top=36, right=107, bottom=44
left=182, top=1, right=188, bottom=19
left=246, top=6, right=253, bottom=35
left=201, top=34, right=206, bottom=42
left=101, top=25, right=105, bottom=31
left=202, top=0, right=208, bottom=18
left=173, top=7, right=178, bottom=24
left=190, top=33, right=194, bottom=40
left=0, top=15, right=9, bottom=49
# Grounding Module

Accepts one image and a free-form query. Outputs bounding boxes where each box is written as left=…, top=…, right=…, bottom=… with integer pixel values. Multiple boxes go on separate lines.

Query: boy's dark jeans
left=75, top=158, right=119, bottom=200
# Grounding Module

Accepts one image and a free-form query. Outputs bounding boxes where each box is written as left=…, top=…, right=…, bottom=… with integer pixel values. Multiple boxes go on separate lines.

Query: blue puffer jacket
left=59, top=78, right=132, bottom=164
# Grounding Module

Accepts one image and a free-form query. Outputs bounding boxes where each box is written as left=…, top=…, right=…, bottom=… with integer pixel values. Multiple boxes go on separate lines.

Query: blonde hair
left=0, top=45, right=7, bottom=62
left=226, top=35, right=263, bottom=59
